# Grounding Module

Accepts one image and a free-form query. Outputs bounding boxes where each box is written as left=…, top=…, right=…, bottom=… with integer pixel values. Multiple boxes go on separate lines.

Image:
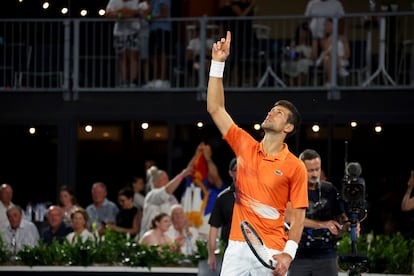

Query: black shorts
left=149, top=29, right=171, bottom=56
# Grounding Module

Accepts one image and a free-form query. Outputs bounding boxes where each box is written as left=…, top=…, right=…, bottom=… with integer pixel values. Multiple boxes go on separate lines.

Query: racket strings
left=245, top=228, right=274, bottom=266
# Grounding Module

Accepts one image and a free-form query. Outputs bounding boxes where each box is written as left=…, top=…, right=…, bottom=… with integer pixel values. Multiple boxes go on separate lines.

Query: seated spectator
left=66, top=207, right=95, bottom=244
left=1, top=205, right=39, bottom=255
left=139, top=212, right=176, bottom=249
left=86, top=182, right=119, bottom=236
left=185, top=26, right=215, bottom=85
left=315, top=18, right=350, bottom=86
left=41, top=205, right=73, bottom=245
left=107, top=186, right=141, bottom=238
left=58, top=185, right=80, bottom=224
left=0, top=183, right=15, bottom=231
left=281, top=22, right=314, bottom=86
left=140, top=161, right=194, bottom=237
left=165, top=204, right=199, bottom=255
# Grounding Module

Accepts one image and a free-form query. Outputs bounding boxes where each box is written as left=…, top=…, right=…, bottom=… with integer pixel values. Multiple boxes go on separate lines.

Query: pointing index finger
left=226, top=31, right=231, bottom=46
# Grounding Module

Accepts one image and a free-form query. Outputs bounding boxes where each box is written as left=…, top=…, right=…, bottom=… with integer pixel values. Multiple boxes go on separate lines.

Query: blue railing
left=1, top=12, right=413, bottom=94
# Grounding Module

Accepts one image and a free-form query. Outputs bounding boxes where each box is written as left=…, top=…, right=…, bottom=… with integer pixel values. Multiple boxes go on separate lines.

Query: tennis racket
left=240, top=220, right=277, bottom=269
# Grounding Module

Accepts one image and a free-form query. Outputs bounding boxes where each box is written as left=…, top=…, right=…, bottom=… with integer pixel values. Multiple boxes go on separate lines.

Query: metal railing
left=1, top=12, right=413, bottom=95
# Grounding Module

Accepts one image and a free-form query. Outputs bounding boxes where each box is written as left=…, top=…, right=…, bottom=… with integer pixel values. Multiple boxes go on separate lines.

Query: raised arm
left=207, top=31, right=235, bottom=137
left=203, top=144, right=223, bottom=189
left=164, top=159, right=194, bottom=195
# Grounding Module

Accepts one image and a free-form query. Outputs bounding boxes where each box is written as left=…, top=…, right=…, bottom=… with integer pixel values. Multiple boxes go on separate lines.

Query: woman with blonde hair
left=139, top=160, right=194, bottom=237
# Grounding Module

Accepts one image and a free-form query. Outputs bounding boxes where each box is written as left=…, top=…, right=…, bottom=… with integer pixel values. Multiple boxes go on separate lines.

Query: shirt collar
left=258, top=142, right=289, bottom=161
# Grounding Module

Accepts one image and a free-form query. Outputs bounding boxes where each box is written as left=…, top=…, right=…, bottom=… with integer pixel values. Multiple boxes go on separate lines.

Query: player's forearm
left=207, top=77, right=225, bottom=115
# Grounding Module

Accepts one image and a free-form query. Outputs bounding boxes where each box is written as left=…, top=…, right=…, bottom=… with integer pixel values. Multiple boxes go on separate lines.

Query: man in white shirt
left=0, top=183, right=15, bottom=231
left=304, top=0, right=345, bottom=39
left=165, top=204, right=199, bottom=255
left=1, top=205, right=39, bottom=256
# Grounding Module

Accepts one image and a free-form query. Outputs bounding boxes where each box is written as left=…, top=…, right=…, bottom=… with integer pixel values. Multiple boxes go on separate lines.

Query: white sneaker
left=153, top=79, right=164, bottom=88
left=161, top=80, right=170, bottom=88
left=142, top=80, right=155, bottom=88
left=339, top=67, right=349, bottom=77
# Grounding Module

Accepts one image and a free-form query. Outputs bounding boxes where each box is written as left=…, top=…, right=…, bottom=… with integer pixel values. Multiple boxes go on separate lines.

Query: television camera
left=339, top=142, right=368, bottom=276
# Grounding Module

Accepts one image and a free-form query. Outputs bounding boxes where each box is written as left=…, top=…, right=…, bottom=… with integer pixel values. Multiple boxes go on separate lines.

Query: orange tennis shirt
left=224, top=124, right=308, bottom=250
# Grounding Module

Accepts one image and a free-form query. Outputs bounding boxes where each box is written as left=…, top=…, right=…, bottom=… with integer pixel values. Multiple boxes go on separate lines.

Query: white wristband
left=283, top=240, right=298, bottom=260
left=209, top=60, right=225, bottom=78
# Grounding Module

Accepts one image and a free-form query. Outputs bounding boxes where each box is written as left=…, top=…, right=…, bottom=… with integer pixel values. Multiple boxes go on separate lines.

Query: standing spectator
left=206, top=31, right=308, bottom=275
left=140, top=161, right=193, bottom=237
left=207, top=157, right=237, bottom=274
left=281, top=22, right=314, bottom=86
left=0, top=183, right=15, bottom=231
left=145, top=0, right=171, bottom=88
left=287, top=149, right=349, bottom=276
left=85, top=182, right=119, bottom=236
left=106, top=0, right=149, bottom=87
left=165, top=204, right=199, bottom=255
left=131, top=176, right=146, bottom=210
left=1, top=205, right=39, bottom=256
left=401, top=170, right=414, bottom=211
left=304, top=0, right=345, bottom=40
left=66, top=207, right=95, bottom=244
left=107, top=186, right=142, bottom=238
left=227, top=0, right=258, bottom=86
left=41, top=205, right=73, bottom=245
left=58, top=185, right=79, bottom=224
left=137, top=0, right=151, bottom=87
left=181, top=142, right=224, bottom=239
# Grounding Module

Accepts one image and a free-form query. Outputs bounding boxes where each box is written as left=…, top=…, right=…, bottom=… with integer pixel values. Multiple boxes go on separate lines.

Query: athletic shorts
left=220, top=240, right=281, bottom=276
left=113, top=33, right=139, bottom=54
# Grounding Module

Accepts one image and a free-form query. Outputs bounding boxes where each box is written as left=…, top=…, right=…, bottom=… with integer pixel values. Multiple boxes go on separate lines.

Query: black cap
left=228, top=157, right=237, bottom=172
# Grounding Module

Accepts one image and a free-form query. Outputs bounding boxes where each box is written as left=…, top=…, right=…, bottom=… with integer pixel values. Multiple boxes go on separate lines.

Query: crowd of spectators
left=0, top=142, right=235, bottom=267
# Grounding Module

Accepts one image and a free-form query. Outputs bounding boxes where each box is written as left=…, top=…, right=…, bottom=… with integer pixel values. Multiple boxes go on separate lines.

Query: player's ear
left=284, top=123, right=294, bottom=134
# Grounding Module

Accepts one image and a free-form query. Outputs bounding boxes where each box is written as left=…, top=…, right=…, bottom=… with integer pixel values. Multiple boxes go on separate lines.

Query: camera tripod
left=339, top=211, right=368, bottom=276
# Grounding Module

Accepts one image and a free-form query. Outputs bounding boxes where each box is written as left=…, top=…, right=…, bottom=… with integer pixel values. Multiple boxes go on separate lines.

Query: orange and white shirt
left=224, top=124, right=308, bottom=250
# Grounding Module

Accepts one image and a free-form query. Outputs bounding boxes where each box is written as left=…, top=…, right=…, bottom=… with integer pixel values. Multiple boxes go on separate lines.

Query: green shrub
left=0, top=235, right=12, bottom=265
left=3, top=230, right=195, bottom=268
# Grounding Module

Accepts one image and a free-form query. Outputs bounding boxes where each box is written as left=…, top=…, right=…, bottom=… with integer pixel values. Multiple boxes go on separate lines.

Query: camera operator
left=287, top=149, right=351, bottom=276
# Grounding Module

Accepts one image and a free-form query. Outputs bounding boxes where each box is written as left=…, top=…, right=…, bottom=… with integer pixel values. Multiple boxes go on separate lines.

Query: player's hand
left=271, top=253, right=291, bottom=276
left=211, top=31, right=231, bottom=62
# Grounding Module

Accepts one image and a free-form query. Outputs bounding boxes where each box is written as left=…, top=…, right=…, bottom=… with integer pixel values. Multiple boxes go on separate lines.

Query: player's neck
left=262, top=137, right=284, bottom=156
